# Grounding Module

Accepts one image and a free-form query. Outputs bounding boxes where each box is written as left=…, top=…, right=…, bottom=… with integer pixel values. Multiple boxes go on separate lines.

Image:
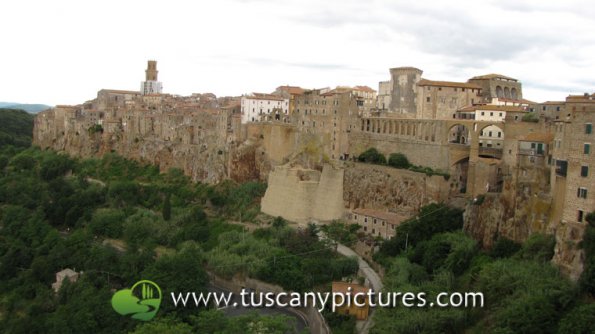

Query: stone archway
left=448, top=124, right=471, bottom=145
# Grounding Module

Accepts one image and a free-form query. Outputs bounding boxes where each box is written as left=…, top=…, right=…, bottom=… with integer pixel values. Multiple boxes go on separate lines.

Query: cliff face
left=33, top=108, right=264, bottom=184
left=343, top=163, right=450, bottom=214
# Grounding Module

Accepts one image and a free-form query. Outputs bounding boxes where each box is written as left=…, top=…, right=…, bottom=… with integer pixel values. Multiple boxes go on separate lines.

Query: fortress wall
left=349, top=132, right=450, bottom=171
left=261, top=165, right=344, bottom=223
left=312, top=166, right=344, bottom=221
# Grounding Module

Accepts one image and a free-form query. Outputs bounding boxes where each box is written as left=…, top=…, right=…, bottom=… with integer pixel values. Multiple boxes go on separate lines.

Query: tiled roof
left=353, top=85, right=377, bottom=93
left=458, top=105, right=527, bottom=112
left=244, top=93, right=286, bottom=101
left=518, top=132, right=554, bottom=142
left=276, top=85, right=305, bottom=95
left=417, top=79, right=481, bottom=90
left=469, top=73, right=518, bottom=81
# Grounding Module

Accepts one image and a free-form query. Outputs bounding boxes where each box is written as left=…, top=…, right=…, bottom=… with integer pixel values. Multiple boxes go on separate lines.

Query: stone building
left=241, top=93, right=289, bottom=124
left=351, top=85, right=377, bottom=112
left=350, top=208, right=409, bottom=239
left=273, top=85, right=305, bottom=116
left=468, top=73, right=522, bottom=102
left=549, top=93, right=595, bottom=280
left=376, top=81, right=391, bottom=112
left=387, top=67, right=423, bottom=116
left=415, top=79, right=482, bottom=120
left=292, top=88, right=362, bottom=160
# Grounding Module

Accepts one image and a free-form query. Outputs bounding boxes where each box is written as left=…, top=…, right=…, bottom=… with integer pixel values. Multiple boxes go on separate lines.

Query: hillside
left=0, top=102, right=51, bottom=113
left=0, top=108, right=35, bottom=147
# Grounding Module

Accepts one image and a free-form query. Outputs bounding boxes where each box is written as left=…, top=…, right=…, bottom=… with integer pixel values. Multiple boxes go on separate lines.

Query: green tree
left=162, top=193, right=171, bottom=221
left=557, top=303, right=595, bottom=334
left=388, top=152, right=411, bottom=169
left=357, top=147, right=386, bottom=165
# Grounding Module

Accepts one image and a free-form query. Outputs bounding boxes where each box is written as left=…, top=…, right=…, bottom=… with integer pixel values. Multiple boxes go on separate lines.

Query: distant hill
left=0, top=108, right=35, bottom=148
left=0, top=102, right=51, bottom=113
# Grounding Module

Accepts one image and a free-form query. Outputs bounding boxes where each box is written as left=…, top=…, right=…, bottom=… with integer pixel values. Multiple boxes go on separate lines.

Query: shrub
left=491, top=237, right=521, bottom=258
left=388, top=153, right=411, bottom=169
left=358, top=148, right=386, bottom=165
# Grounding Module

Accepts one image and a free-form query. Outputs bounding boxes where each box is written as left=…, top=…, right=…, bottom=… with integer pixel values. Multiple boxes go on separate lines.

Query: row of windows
left=426, top=86, right=477, bottom=93
left=297, top=100, right=340, bottom=106
left=295, top=109, right=339, bottom=115
left=480, top=130, right=502, bottom=138
left=480, top=111, right=504, bottom=117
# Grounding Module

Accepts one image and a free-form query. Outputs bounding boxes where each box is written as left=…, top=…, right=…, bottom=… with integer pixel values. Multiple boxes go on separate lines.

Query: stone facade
left=32, top=61, right=594, bottom=281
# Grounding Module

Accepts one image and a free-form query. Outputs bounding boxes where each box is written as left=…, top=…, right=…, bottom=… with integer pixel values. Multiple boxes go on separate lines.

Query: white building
left=141, top=81, right=163, bottom=95
left=241, top=93, right=289, bottom=123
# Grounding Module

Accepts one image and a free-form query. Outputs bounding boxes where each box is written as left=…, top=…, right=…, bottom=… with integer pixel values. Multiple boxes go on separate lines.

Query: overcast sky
left=2, top=0, right=594, bottom=105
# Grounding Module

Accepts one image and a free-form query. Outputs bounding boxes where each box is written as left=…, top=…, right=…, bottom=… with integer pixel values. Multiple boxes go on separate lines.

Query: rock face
left=33, top=106, right=264, bottom=184
left=343, top=163, right=450, bottom=213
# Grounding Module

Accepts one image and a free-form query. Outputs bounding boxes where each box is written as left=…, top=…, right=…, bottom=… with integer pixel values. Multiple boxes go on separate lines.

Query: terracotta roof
left=459, top=105, right=527, bottom=113
left=353, top=85, right=377, bottom=93
left=496, top=97, right=536, bottom=104
left=541, top=101, right=565, bottom=105
left=566, top=94, right=595, bottom=102
left=417, top=79, right=481, bottom=90
left=276, top=85, right=305, bottom=95
left=518, top=132, right=554, bottom=142
left=100, top=89, right=139, bottom=94
left=469, top=73, right=518, bottom=81
left=352, top=208, right=410, bottom=225
left=244, top=93, right=286, bottom=101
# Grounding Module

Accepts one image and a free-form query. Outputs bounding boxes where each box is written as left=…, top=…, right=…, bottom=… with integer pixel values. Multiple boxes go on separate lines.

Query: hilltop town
left=33, top=60, right=595, bottom=281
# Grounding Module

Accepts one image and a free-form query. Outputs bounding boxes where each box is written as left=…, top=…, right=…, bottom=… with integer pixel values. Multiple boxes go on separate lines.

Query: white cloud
left=0, top=0, right=593, bottom=105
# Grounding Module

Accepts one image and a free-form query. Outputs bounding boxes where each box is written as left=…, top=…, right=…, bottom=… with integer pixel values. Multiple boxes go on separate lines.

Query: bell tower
left=141, top=60, right=163, bottom=95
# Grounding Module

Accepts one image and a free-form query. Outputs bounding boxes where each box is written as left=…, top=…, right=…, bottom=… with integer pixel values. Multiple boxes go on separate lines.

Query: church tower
left=141, top=60, right=163, bottom=95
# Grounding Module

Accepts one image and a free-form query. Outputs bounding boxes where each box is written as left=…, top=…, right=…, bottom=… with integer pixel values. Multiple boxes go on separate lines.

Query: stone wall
left=261, top=164, right=344, bottom=223
left=344, top=163, right=450, bottom=213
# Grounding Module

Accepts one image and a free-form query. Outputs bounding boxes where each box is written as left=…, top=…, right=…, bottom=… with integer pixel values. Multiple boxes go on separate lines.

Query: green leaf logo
left=111, top=280, right=162, bottom=321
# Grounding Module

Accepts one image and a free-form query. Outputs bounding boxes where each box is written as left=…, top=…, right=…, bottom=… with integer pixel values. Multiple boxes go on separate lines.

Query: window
left=354, top=215, right=358, bottom=221
left=481, top=111, right=485, bottom=116
left=499, top=112, right=503, bottom=117
left=373, top=219, right=377, bottom=225
left=585, top=143, right=591, bottom=154
left=490, top=112, right=494, bottom=116
left=427, top=97, right=431, bottom=103
left=364, top=217, right=367, bottom=223
left=382, top=221, right=385, bottom=226
left=577, top=187, right=588, bottom=198
left=586, top=123, right=593, bottom=134
left=578, top=210, right=584, bottom=223
left=364, top=226, right=367, bottom=231
left=498, top=132, right=502, bottom=138
left=581, top=166, right=589, bottom=177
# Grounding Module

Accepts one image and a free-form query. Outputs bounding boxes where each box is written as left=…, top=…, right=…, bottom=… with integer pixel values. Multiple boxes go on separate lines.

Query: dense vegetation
left=0, top=145, right=350, bottom=333
left=0, top=109, right=35, bottom=148
left=207, top=217, right=359, bottom=292
left=357, top=147, right=449, bottom=178
left=372, top=203, right=595, bottom=334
